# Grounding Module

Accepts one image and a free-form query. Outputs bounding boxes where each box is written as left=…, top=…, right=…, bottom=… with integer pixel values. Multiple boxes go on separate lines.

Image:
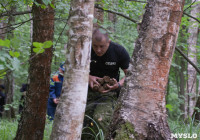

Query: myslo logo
left=171, top=133, right=197, bottom=139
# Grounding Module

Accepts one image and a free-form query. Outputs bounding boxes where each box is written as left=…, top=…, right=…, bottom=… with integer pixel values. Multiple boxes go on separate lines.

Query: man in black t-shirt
left=82, top=29, right=130, bottom=139
left=89, top=29, right=130, bottom=93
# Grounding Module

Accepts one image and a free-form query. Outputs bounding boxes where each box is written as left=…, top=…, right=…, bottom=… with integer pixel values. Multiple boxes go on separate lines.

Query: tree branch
left=183, top=12, right=200, bottom=23
left=125, top=0, right=147, bottom=3
left=0, top=10, right=32, bottom=18
left=175, top=46, right=200, bottom=75
left=183, top=0, right=197, bottom=12
left=95, top=5, right=139, bottom=24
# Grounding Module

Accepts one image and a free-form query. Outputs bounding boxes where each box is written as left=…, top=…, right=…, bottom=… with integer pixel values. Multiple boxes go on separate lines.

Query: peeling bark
left=108, top=0, right=185, bottom=139
left=14, top=0, right=54, bottom=140
left=50, top=0, right=94, bottom=140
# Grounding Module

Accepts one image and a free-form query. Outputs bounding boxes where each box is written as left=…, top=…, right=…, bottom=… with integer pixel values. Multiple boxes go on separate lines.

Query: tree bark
left=14, top=0, right=54, bottom=140
left=108, top=0, right=185, bottom=139
left=187, top=0, right=200, bottom=117
left=179, top=49, right=186, bottom=118
left=50, top=0, right=94, bottom=140
left=0, top=21, right=7, bottom=84
left=94, top=0, right=104, bottom=29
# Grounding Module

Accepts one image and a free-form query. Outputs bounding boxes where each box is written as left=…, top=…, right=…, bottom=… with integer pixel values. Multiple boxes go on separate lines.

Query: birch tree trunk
left=14, top=0, right=54, bottom=139
left=50, top=0, right=94, bottom=140
left=187, top=0, right=200, bottom=117
left=108, top=0, right=185, bottom=139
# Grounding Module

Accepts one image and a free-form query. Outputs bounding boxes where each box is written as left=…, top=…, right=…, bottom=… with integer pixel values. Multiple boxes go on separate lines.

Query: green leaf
left=166, top=104, right=173, bottom=111
left=33, top=48, right=45, bottom=54
left=41, top=4, right=46, bottom=9
left=43, top=41, right=53, bottom=48
left=0, top=39, right=10, bottom=48
left=50, top=3, right=55, bottom=8
left=9, top=51, right=15, bottom=57
left=14, top=52, right=20, bottom=58
left=33, top=42, right=43, bottom=48
left=9, top=51, right=20, bottom=58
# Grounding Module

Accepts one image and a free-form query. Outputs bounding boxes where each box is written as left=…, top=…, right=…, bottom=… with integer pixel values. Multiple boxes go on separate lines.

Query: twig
left=183, top=0, right=197, bottom=12
left=95, top=5, right=139, bottom=24
left=126, top=0, right=147, bottom=3
left=175, top=46, right=200, bottom=75
left=0, top=18, right=33, bottom=35
left=0, top=10, right=32, bottom=18
left=183, top=12, right=200, bottom=23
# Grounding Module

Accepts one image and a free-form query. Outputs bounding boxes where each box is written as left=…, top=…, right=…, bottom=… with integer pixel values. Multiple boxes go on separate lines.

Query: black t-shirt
left=90, top=41, right=130, bottom=81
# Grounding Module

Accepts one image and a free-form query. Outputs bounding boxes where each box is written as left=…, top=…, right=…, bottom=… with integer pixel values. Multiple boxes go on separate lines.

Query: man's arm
left=49, top=80, right=59, bottom=104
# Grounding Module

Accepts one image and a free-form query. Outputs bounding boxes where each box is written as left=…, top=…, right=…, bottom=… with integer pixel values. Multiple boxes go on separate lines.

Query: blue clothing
left=47, top=74, right=64, bottom=120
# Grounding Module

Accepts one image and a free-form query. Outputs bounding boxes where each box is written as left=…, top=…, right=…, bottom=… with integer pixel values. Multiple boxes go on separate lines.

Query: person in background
left=0, top=84, right=5, bottom=118
left=47, top=63, right=65, bottom=120
left=19, top=84, right=28, bottom=114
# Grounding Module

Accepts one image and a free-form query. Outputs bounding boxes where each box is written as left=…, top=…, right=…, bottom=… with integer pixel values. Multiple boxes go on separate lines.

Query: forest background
left=0, top=0, right=200, bottom=139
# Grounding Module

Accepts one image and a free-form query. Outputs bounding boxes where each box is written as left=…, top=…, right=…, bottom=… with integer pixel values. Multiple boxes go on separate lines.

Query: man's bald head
left=92, top=28, right=109, bottom=43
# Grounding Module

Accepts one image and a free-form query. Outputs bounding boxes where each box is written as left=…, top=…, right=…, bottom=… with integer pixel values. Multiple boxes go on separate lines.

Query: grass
left=1, top=117, right=200, bottom=140
left=0, top=118, right=53, bottom=140
left=0, top=119, right=18, bottom=140
left=168, top=118, right=200, bottom=140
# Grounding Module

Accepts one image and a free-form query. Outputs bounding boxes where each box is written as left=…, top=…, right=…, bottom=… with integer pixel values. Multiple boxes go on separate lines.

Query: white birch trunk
left=187, top=0, right=200, bottom=117
left=50, top=1, right=94, bottom=140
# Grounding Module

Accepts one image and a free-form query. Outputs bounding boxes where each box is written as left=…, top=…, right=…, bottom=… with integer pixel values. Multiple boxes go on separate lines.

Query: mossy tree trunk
left=50, top=0, right=94, bottom=140
left=14, top=0, right=54, bottom=140
left=108, top=0, right=185, bottom=139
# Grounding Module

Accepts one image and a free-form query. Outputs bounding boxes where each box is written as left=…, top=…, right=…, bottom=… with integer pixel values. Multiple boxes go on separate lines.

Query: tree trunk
left=179, top=48, right=186, bottom=118
left=4, top=6, right=16, bottom=119
left=0, top=21, right=7, bottom=84
left=108, top=12, right=117, bottom=32
left=50, top=1, right=94, bottom=140
left=4, top=70, right=15, bottom=119
left=108, top=0, right=185, bottom=139
left=94, top=0, right=104, bottom=29
left=14, top=1, right=54, bottom=140
left=187, top=0, right=200, bottom=117
left=0, top=22, right=6, bottom=41
left=193, top=96, right=200, bottom=120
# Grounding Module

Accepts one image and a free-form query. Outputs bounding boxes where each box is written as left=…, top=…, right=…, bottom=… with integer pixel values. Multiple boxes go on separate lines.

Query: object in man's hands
left=92, top=76, right=115, bottom=92
left=93, top=84, right=100, bottom=92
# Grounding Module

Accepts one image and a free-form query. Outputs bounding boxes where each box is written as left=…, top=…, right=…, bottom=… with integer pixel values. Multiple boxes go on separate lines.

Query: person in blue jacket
left=47, top=63, right=65, bottom=120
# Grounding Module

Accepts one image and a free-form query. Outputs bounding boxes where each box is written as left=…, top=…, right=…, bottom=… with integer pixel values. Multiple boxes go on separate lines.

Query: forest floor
left=0, top=118, right=200, bottom=140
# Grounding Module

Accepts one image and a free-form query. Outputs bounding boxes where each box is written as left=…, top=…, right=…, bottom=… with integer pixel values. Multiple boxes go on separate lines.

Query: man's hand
left=89, top=75, right=102, bottom=89
left=100, top=78, right=120, bottom=94
left=53, top=98, right=59, bottom=104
